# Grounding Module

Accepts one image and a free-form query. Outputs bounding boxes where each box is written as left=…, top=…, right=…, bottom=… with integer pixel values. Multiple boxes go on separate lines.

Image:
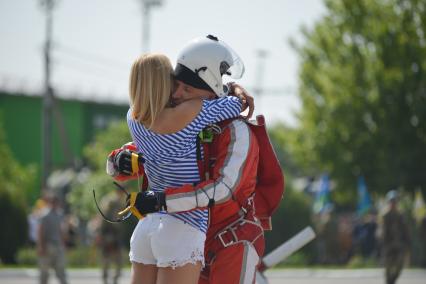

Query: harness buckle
left=217, top=228, right=238, bottom=248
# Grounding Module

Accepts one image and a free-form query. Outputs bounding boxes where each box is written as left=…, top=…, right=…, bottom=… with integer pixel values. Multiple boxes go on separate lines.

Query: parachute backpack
left=199, top=115, right=285, bottom=230
left=247, top=115, right=285, bottom=230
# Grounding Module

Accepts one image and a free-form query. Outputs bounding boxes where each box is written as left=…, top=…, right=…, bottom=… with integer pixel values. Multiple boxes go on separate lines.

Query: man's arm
left=106, top=142, right=148, bottom=188
left=164, top=119, right=259, bottom=212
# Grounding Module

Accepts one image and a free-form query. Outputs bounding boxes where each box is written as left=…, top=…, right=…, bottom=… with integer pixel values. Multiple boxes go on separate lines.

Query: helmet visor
left=228, top=55, right=245, bottom=79
left=220, top=40, right=245, bottom=79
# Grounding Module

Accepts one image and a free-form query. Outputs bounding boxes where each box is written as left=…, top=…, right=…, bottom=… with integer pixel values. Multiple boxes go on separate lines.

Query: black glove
left=127, top=191, right=167, bottom=217
left=114, top=149, right=144, bottom=176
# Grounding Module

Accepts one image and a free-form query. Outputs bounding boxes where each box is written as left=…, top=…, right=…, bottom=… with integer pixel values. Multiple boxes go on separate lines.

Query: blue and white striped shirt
left=127, top=97, right=242, bottom=233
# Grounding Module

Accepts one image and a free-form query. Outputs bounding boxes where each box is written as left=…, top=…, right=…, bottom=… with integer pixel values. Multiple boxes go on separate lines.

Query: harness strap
left=202, top=142, right=211, bottom=180
left=196, top=135, right=204, bottom=179
left=196, top=131, right=214, bottom=182
left=196, top=130, right=217, bottom=208
left=131, top=152, right=140, bottom=175
left=204, top=207, right=264, bottom=265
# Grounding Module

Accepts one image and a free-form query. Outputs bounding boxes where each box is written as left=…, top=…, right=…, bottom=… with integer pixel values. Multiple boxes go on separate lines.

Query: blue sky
left=0, top=0, right=325, bottom=125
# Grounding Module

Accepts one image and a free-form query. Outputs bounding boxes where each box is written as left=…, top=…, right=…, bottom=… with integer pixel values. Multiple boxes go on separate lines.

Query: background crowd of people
left=313, top=193, right=426, bottom=272
left=26, top=185, right=426, bottom=284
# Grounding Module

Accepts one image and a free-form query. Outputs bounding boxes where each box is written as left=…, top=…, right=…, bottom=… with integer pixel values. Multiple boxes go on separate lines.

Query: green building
left=0, top=90, right=128, bottom=199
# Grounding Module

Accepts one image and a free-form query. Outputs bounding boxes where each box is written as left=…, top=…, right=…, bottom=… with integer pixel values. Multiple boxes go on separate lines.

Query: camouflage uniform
left=382, top=209, right=410, bottom=284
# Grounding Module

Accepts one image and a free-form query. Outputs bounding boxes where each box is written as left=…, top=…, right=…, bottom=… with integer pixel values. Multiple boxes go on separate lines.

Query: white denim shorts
left=129, top=213, right=206, bottom=268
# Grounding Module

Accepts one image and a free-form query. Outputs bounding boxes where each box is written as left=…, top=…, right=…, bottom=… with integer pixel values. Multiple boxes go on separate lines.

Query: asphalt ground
left=0, top=268, right=425, bottom=284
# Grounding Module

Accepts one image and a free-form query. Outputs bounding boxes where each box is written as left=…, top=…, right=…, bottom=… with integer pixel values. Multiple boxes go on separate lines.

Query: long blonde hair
left=129, top=53, right=173, bottom=128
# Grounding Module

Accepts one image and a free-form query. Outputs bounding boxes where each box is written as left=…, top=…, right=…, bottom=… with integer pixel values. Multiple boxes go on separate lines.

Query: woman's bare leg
left=131, top=262, right=158, bottom=284
left=156, top=262, right=202, bottom=284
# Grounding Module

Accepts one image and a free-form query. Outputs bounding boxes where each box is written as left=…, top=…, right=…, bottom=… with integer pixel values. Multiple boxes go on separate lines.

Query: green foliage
left=66, top=246, right=99, bottom=267
left=290, top=0, right=426, bottom=196
left=0, top=119, right=36, bottom=264
left=83, top=121, right=132, bottom=170
left=346, top=254, right=378, bottom=268
left=263, top=128, right=317, bottom=262
left=268, top=125, right=302, bottom=177
left=15, top=247, right=37, bottom=266
left=0, top=119, right=37, bottom=205
left=16, top=246, right=130, bottom=268
left=67, top=121, right=134, bottom=221
left=0, top=190, right=28, bottom=264
left=275, top=251, right=310, bottom=268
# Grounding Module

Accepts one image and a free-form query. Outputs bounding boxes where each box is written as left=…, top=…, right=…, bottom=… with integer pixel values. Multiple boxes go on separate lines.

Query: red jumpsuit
left=164, top=118, right=266, bottom=284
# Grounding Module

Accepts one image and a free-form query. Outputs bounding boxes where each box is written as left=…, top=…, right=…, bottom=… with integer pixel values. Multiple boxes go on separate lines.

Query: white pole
left=263, top=226, right=316, bottom=268
left=140, top=0, right=163, bottom=53
left=255, top=226, right=316, bottom=284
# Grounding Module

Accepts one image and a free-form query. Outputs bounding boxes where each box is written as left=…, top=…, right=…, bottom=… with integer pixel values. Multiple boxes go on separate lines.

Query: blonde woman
left=126, top=53, right=247, bottom=284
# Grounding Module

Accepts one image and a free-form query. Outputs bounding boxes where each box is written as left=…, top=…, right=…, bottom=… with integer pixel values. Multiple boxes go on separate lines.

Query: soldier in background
left=96, top=191, right=124, bottom=284
left=382, top=190, right=410, bottom=284
left=419, top=215, right=426, bottom=268
left=37, top=193, right=68, bottom=284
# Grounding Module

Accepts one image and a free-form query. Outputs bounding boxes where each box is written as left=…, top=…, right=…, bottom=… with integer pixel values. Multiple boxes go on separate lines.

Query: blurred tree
left=67, top=120, right=138, bottom=248
left=68, top=121, right=133, bottom=221
left=267, top=126, right=317, bottom=262
left=269, top=125, right=301, bottom=177
left=264, top=184, right=315, bottom=261
left=289, top=0, right=426, bottom=199
left=0, top=118, right=36, bottom=263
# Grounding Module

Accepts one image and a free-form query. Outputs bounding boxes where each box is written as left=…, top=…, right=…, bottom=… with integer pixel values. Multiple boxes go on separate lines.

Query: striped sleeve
left=194, top=96, right=242, bottom=130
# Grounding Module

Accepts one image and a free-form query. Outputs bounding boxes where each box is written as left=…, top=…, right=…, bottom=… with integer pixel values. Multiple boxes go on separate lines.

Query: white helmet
left=174, top=35, right=245, bottom=97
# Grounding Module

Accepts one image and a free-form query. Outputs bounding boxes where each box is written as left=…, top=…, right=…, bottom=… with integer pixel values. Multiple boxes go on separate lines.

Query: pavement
left=1, top=268, right=426, bottom=284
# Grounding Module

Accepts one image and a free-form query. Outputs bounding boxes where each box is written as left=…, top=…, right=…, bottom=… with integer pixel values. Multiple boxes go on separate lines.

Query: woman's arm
left=193, top=96, right=243, bottom=128
left=154, top=96, right=243, bottom=134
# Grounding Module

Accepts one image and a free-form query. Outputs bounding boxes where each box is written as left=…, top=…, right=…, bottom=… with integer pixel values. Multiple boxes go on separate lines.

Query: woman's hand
left=229, top=83, right=255, bottom=119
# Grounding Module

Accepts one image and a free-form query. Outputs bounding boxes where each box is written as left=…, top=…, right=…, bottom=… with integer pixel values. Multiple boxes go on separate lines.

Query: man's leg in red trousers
left=209, top=241, right=260, bottom=284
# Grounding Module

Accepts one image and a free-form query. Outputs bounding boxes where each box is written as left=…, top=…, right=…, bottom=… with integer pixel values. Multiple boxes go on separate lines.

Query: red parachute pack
left=202, top=115, right=285, bottom=230
left=247, top=115, right=285, bottom=230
